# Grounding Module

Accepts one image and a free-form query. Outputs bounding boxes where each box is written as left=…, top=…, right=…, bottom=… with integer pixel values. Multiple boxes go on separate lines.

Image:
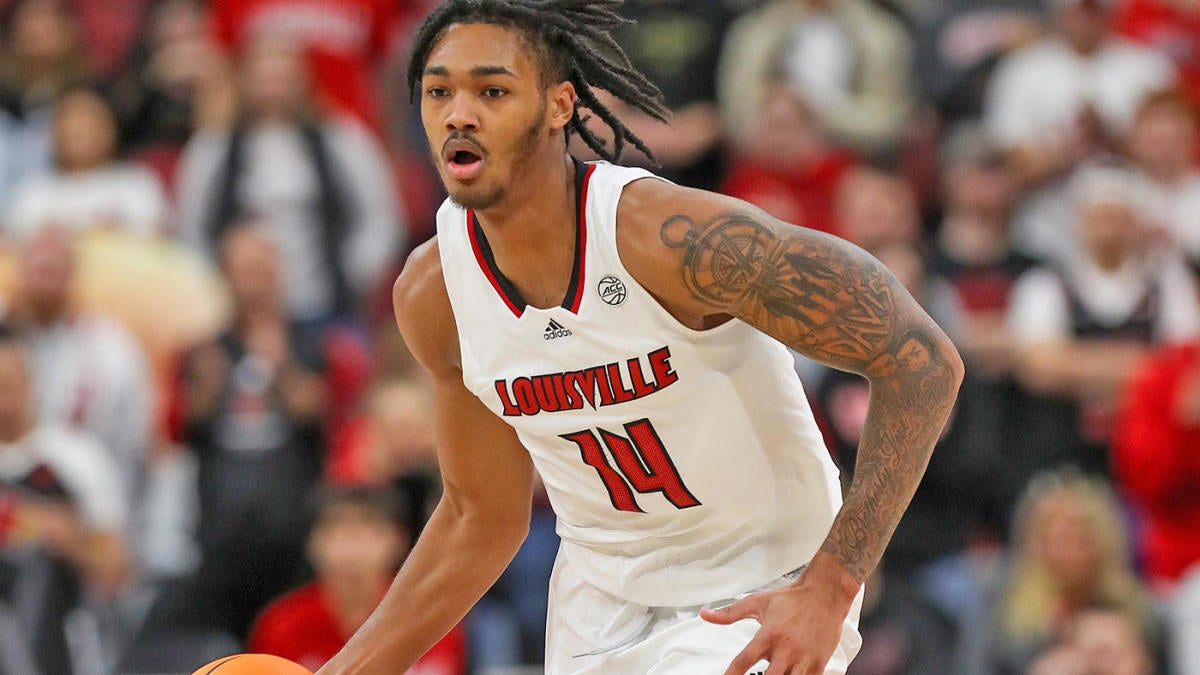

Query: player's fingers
left=765, top=654, right=822, bottom=675
left=723, top=634, right=770, bottom=675
left=701, top=595, right=765, bottom=625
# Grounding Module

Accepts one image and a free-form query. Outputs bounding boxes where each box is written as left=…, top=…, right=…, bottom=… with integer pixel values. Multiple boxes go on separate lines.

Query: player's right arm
left=318, top=239, right=536, bottom=675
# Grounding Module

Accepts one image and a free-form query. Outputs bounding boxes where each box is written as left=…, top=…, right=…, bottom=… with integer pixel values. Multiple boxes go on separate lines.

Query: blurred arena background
left=0, top=0, right=1196, bottom=673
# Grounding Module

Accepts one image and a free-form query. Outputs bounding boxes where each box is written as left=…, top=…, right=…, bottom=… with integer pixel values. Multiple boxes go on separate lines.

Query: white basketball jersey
left=436, top=160, right=842, bottom=607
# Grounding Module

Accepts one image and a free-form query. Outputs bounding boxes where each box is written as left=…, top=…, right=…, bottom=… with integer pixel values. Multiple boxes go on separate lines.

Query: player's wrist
left=801, top=550, right=862, bottom=606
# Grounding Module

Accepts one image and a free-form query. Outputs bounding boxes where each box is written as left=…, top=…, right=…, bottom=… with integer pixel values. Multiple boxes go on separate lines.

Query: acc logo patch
left=597, top=275, right=627, bottom=306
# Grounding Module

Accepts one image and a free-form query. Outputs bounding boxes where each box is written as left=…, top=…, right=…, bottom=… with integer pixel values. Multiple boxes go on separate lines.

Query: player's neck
left=472, top=153, right=580, bottom=309
left=474, top=151, right=576, bottom=235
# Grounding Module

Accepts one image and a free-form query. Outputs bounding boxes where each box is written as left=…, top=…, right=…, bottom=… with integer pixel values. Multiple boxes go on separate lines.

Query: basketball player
left=319, top=1, right=963, bottom=673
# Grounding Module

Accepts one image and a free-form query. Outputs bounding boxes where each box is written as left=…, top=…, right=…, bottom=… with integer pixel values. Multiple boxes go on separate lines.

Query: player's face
left=420, top=23, right=569, bottom=210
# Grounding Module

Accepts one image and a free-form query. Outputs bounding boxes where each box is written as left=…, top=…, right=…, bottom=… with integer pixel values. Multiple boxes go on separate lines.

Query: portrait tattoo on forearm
left=661, top=211, right=959, bottom=581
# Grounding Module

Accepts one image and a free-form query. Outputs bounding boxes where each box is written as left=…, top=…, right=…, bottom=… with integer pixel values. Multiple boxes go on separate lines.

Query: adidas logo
left=543, top=319, right=573, bottom=341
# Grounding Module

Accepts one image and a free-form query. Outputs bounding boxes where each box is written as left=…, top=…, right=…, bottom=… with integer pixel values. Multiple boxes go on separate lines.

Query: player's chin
left=446, top=182, right=506, bottom=211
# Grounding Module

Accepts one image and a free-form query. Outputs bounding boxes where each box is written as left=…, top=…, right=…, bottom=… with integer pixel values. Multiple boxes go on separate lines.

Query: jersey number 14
left=560, top=419, right=701, bottom=513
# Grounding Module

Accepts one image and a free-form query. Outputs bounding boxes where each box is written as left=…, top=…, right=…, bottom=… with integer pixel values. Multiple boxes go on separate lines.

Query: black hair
left=0, top=0, right=71, bottom=39
left=50, top=83, right=117, bottom=115
left=310, top=485, right=410, bottom=534
left=406, top=0, right=668, bottom=164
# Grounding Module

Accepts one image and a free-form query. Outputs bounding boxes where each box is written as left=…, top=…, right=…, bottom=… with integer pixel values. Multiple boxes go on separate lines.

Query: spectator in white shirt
left=3, top=87, right=168, bottom=240
left=0, top=321, right=129, bottom=674
left=984, top=0, right=1176, bottom=264
left=1124, top=89, right=1200, bottom=262
left=0, top=324, right=129, bottom=596
left=1008, top=164, right=1200, bottom=394
left=0, top=0, right=93, bottom=207
left=175, top=36, right=404, bottom=325
left=0, top=324, right=128, bottom=581
left=2, top=228, right=153, bottom=512
left=1002, top=164, right=1199, bottom=500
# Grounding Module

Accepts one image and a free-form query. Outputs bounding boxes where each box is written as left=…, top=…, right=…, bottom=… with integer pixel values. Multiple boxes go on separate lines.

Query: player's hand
left=700, top=552, right=858, bottom=675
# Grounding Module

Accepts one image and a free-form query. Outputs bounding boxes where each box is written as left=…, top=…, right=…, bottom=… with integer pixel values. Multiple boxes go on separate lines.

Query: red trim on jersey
left=467, top=210, right=524, bottom=318
left=465, top=160, right=595, bottom=318
left=567, top=163, right=597, bottom=313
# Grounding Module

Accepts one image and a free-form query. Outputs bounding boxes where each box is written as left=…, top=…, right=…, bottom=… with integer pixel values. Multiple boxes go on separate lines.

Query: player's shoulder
left=617, top=174, right=734, bottom=227
left=613, top=176, right=776, bottom=323
left=615, top=172, right=771, bottom=255
left=394, top=236, right=444, bottom=310
left=393, top=237, right=460, bottom=375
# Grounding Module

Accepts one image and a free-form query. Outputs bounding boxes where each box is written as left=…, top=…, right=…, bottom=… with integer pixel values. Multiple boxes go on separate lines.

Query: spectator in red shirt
left=1114, top=264, right=1200, bottom=591
left=720, top=82, right=857, bottom=236
left=249, top=485, right=466, bottom=674
left=1114, top=0, right=1200, bottom=110
left=208, top=0, right=407, bottom=136
left=835, top=167, right=922, bottom=251
left=325, top=378, right=440, bottom=540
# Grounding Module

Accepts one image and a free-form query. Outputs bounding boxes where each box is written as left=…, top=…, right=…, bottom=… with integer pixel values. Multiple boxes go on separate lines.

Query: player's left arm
left=618, top=179, right=964, bottom=673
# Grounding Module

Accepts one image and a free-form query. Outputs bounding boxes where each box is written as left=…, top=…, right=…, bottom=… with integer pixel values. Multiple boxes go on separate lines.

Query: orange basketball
left=192, top=654, right=313, bottom=675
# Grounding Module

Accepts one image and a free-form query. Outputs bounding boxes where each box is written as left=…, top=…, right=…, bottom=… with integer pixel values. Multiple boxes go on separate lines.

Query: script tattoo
left=661, top=212, right=959, bottom=582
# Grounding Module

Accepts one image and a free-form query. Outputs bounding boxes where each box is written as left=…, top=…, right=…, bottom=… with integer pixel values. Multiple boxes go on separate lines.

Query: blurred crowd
left=0, top=0, right=1198, bottom=673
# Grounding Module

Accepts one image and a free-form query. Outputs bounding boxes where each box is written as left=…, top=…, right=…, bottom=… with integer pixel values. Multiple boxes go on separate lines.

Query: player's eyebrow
left=470, top=65, right=516, bottom=78
left=422, top=64, right=516, bottom=78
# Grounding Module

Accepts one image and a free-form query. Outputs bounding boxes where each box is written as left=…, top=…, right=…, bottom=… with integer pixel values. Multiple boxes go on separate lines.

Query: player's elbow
left=931, top=335, right=965, bottom=413
left=440, top=488, right=531, bottom=554
left=889, top=328, right=964, bottom=417
left=942, top=338, right=966, bottom=395
left=878, top=325, right=964, bottom=405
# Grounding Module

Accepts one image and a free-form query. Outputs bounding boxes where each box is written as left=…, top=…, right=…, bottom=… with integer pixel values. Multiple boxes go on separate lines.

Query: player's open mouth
left=444, top=139, right=486, bottom=181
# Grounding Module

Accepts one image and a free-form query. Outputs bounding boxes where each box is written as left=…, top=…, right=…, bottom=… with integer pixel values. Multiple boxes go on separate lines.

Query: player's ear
left=548, top=80, right=576, bottom=131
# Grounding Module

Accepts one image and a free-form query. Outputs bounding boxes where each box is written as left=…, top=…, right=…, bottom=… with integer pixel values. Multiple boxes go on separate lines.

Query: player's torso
left=435, top=161, right=841, bottom=606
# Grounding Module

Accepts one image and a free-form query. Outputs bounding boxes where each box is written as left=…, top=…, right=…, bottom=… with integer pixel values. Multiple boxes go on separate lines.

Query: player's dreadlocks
left=407, top=0, right=669, bottom=164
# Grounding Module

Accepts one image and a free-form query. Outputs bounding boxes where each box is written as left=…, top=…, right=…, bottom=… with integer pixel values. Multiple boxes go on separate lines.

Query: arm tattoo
left=662, top=213, right=897, bottom=366
left=662, top=212, right=960, bottom=582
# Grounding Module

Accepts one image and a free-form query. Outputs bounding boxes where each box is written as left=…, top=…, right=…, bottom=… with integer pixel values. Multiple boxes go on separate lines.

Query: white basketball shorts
left=544, top=553, right=864, bottom=674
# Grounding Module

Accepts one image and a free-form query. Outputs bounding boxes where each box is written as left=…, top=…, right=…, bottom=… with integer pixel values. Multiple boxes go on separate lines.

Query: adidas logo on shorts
left=544, top=319, right=573, bottom=340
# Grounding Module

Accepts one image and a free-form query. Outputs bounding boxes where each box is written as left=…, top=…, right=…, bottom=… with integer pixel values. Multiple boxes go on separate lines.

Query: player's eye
left=425, top=86, right=450, bottom=99
left=482, top=87, right=508, bottom=99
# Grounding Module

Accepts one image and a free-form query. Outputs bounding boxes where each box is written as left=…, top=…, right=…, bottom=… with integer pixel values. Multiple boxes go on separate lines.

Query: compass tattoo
left=661, top=210, right=962, bottom=583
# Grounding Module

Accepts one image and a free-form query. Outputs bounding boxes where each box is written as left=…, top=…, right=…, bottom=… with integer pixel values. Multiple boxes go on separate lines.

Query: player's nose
left=444, top=94, right=480, bottom=132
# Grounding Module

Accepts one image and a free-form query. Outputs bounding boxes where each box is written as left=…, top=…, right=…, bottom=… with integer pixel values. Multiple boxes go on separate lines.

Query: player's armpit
left=320, top=240, right=535, bottom=675
left=393, top=237, right=462, bottom=378
left=392, top=236, right=536, bottom=548
left=618, top=181, right=964, bottom=585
